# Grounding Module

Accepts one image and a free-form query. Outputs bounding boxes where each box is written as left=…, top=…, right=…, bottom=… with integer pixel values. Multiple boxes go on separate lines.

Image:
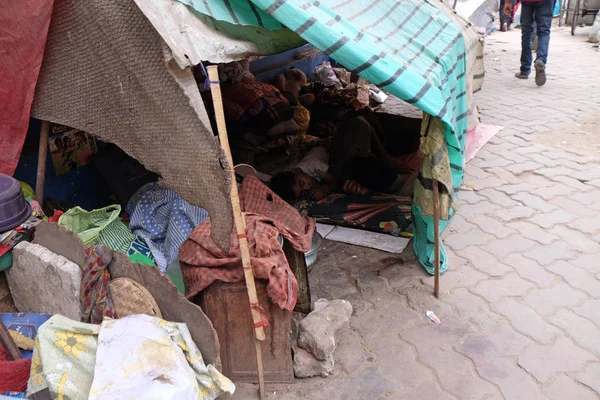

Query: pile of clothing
left=27, top=314, right=234, bottom=400
left=180, top=176, right=315, bottom=311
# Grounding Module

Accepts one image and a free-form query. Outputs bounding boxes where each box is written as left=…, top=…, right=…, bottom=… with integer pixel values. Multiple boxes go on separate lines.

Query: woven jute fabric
left=109, top=278, right=162, bottom=318
left=30, top=0, right=233, bottom=250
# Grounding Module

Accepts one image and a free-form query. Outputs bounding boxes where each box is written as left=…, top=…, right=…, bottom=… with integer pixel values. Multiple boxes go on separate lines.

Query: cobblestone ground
left=234, top=24, right=600, bottom=399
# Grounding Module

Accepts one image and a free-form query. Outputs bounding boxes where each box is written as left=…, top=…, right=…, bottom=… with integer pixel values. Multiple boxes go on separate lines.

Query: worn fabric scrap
left=80, top=244, right=117, bottom=324
left=127, top=183, right=210, bottom=272
left=89, top=315, right=234, bottom=400
left=27, top=315, right=99, bottom=400
left=180, top=176, right=315, bottom=311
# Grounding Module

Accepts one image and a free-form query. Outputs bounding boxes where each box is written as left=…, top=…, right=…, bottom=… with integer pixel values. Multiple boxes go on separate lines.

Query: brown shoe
left=515, top=72, right=529, bottom=79
left=535, top=60, right=546, bottom=86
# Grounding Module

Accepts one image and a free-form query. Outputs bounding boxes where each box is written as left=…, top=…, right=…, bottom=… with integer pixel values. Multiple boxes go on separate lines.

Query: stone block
left=297, top=299, right=352, bottom=361
left=292, top=346, right=334, bottom=378
left=7, top=241, right=81, bottom=320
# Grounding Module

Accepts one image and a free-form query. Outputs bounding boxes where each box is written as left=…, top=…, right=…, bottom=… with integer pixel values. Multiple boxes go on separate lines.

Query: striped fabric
left=179, top=0, right=474, bottom=274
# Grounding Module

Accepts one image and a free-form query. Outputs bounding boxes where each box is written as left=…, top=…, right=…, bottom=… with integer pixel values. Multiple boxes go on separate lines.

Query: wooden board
left=283, top=240, right=311, bottom=314
left=198, top=280, right=294, bottom=383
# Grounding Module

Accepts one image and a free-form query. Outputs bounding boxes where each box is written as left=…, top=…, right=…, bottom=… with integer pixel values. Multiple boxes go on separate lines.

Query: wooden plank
left=283, top=240, right=311, bottom=314
left=0, top=320, right=22, bottom=360
left=198, top=281, right=294, bottom=383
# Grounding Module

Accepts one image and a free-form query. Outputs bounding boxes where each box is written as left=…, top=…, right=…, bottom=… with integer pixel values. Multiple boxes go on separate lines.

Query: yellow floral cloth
left=27, top=315, right=234, bottom=400
left=28, top=315, right=99, bottom=400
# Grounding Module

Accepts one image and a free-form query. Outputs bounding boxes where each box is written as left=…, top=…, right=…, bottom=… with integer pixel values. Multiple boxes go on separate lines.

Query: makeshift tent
left=25, top=0, right=483, bottom=274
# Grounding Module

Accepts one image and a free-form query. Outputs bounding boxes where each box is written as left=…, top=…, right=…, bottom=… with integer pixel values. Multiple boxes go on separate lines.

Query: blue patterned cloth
left=126, top=183, right=209, bottom=272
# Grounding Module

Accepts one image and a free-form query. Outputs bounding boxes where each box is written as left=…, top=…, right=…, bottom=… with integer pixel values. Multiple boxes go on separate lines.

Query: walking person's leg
left=500, top=0, right=510, bottom=30
left=509, top=0, right=517, bottom=28
left=534, top=0, right=554, bottom=85
left=518, top=2, right=535, bottom=78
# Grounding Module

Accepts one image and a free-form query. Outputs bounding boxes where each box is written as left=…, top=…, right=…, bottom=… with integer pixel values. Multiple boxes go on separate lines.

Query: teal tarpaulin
left=179, top=0, right=470, bottom=274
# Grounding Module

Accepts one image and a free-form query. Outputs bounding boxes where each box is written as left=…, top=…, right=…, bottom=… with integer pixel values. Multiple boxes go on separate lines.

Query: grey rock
left=293, top=346, right=334, bottom=378
left=297, top=299, right=352, bottom=360
left=7, top=241, right=82, bottom=320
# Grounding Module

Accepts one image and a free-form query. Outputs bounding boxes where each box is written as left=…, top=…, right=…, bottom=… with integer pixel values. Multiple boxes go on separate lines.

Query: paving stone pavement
left=233, top=24, right=600, bottom=400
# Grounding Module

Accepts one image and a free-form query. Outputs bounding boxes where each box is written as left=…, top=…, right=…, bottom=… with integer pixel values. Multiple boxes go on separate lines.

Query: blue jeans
left=520, top=0, right=553, bottom=75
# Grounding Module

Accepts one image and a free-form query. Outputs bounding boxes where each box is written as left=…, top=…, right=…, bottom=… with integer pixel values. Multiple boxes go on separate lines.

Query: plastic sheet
left=0, top=1, right=54, bottom=176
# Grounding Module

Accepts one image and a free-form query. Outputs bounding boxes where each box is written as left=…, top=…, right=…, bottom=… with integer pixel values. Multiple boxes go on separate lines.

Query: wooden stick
left=0, top=320, right=22, bottom=360
left=255, top=339, right=266, bottom=399
left=36, top=120, right=50, bottom=204
left=207, top=66, right=266, bottom=398
left=433, top=179, right=441, bottom=298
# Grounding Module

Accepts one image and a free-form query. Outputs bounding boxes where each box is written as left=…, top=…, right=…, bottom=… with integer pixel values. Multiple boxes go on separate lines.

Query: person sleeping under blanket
left=270, top=116, right=423, bottom=202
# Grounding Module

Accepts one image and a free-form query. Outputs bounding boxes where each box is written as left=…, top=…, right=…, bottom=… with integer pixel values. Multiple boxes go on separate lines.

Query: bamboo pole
left=433, top=179, right=441, bottom=298
left=207, top=65, right=266, bottom=399
left=36, top=120, right=50, bottom=204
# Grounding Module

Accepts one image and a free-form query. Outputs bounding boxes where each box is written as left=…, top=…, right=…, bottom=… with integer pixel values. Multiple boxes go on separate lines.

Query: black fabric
left=92, top=144, right=159, bottom=207
left=360, top=110, right=422, bottom=156
left=349, top=156, right=398, bottom=192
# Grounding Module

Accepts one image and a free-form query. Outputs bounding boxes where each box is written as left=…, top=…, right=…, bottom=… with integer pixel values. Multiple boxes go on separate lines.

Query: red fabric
left=221, top=81, right=288, bottom=121
left=0, top=344, right=31, bottom=392
left=0, top=0, right=54, bottom=176
left=48, top=209, right=64, bottom=223
left=180, top=176, right=315, bottom=311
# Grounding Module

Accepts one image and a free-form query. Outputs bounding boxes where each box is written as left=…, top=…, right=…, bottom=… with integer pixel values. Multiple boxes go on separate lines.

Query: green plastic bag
left=58, top=205, right=154, bottom=265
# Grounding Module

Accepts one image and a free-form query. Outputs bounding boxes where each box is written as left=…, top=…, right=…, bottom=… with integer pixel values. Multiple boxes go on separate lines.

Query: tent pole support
left=207, top=66, right=266, bottom=400
left=433, top=179, right=441, bottom=298
left=36, top=120, right=50, bottom=204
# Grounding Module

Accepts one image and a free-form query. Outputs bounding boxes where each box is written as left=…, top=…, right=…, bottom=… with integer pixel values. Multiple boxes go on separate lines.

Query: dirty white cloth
left=88, top=315, right=234, bottom=400
left=293, top=146, right=329, bottom=181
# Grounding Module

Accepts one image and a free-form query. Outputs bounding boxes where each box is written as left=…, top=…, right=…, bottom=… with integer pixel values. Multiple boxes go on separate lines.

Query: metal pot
left=304, top=232, right=323, bottom=271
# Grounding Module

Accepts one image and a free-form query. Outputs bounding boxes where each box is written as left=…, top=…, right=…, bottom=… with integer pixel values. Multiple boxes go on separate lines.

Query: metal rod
left=433, top=179, right=441, bottom=298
